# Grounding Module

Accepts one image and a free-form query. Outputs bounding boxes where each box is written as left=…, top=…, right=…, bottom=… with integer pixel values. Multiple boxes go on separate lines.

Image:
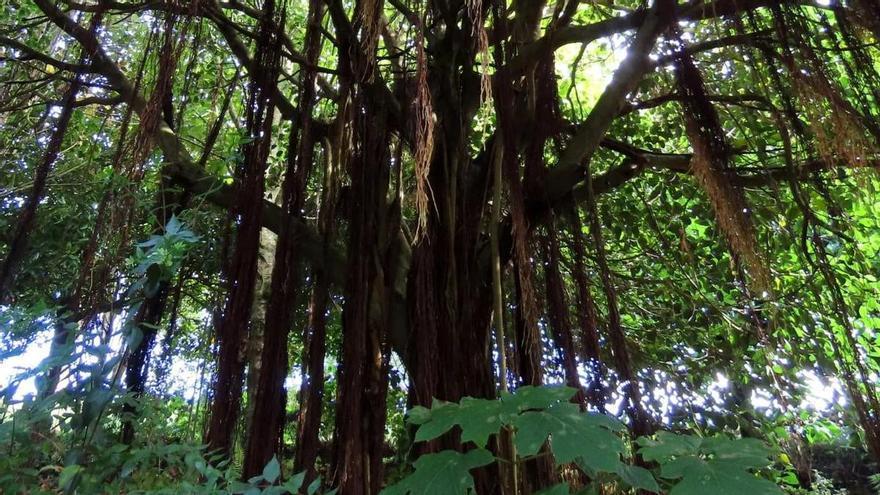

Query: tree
left=2, top=0, right=880, bottom=493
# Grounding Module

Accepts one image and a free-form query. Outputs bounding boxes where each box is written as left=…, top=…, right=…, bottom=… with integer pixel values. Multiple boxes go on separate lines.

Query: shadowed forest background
left=2, top=0, right=880, bottom=493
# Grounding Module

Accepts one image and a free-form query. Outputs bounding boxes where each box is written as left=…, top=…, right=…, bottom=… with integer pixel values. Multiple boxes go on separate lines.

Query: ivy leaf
left=380, top=449, right=495, bottom=495
left=512, top=401, right=625, bottom=473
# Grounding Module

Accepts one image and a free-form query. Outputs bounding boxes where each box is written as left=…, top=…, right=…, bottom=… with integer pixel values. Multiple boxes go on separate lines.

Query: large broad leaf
left=59, top=464, right=82, bottom=493
left=637, top=431, right=701, bottom=462
left=662, top=457, right=782, bottom=495
left=380, top=449, right=495, bottom=495
left=408, top=386, right=578, bottom=449
left=700, top=437, right=774, bottom=468
left=409, top=397, right=504, bottom=448
left=499, top=385, right=578, bottom=415
left=512, top=401, right=625, bottom=473
left=640, top=433, right=781, bottom=495
left=262, top=455, right=281, bottom=484
left=615, top=464, right=660, bottom=493
left=79, top=386, right=114, bottom=430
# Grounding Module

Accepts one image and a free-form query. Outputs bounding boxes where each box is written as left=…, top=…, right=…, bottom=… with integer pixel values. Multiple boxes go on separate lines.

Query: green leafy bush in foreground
left=384, top=385, right=782, bottom=495
left=0, top=384, right=792, bottom=494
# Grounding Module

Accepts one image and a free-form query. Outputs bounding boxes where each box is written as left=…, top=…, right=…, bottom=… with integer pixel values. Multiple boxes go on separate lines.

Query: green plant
left=384, top=386, right=782, bottom=495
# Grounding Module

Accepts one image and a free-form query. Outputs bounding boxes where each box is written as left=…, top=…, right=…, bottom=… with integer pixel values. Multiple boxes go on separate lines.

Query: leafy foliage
left=390, top=386, right=780, bottom=495
left=640, top=433, right=781, bottom=495
left=382, top=450, right=495, bottom=495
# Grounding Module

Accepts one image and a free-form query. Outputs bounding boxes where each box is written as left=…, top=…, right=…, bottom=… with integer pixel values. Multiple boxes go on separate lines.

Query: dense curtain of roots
left=673, top=40, right=770, bottom=295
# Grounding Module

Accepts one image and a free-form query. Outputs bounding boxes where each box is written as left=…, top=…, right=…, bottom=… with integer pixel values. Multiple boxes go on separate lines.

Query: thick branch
left=580, top=142, right=880, bottom=200
left=505, top=0, right=826, bottom=75
left=0, top=35, right=90, bottom=72
left=543, top=0, right=674, bottom=202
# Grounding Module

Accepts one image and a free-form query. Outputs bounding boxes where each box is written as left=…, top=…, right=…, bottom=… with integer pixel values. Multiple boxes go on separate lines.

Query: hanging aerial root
left=770, top=5, right=877, bottom=173
left=413, top=24, right=434, bottom=239
left=689, top=140, right=771, bottom=292
left=567, top=202, right=606, bottom=411
left=130, top=13, right=191, bottom=175
left=511, top=185, right=542, bottom=385
left=205, top=0, right=286, bottom=457
left=542, top=217, right=586, bottom=409
left=356, top=0, right=383, bottom=80
left=674, top=47, right=771, bottom=294
left=793, top=77, right=874, bottom=171
left=465, top=0, right=492, bottom=105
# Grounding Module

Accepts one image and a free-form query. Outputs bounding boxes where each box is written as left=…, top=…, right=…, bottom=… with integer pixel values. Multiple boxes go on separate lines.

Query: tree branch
left=543, top=0, right=675, bottom=202
left=0, top=35, right=91, bottom=73
left=32, top=0, right=346, bottom=289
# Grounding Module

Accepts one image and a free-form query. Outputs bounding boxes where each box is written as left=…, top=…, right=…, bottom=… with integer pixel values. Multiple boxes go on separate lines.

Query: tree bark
left=205, top=0, right=283, bottom=457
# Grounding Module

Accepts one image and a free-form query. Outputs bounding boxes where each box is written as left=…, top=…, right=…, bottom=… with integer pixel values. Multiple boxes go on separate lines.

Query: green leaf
left=380, top=449, right=495, bottom=495
left=307, top=476, right=322, bottom=495
left=228, top=481, right=253, bottom=493
left=262, top=455, right=281, bottom=484
left=59, top=464, right=83, bottom=493
left=500, top=385, right=577, bottom=415
left=700, top=437, right=772, bottom=468
left=411, top=397, right=504, bottom=448
left=645, top=434, right=780, bottom=495
left=80, top=386, right=114, bottom=429
left=286, top=470, right=306, bottom=492
left=512, top=401, right=625, bottom=473
left=615, top=464, right=659, bottom=493
left=663, top=457, right=782, bottom=495
left=637, top=431, right=701, bottom=462
left=408, top=406, right=433, bottom=425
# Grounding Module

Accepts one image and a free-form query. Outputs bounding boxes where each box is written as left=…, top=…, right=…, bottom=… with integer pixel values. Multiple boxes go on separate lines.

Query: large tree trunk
left=330, top=88, right=393, bottom=494
left=242, top=0, right=325, bottom=476
left=241, top=225, right=275, bottom=456
left=205, top=1, right=282, bottom=456
left=405, top=0, right=494, bottom=421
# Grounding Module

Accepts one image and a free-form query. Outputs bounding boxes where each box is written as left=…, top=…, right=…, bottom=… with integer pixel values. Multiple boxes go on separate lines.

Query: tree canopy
left=1, top=0, right=880, bottom=493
